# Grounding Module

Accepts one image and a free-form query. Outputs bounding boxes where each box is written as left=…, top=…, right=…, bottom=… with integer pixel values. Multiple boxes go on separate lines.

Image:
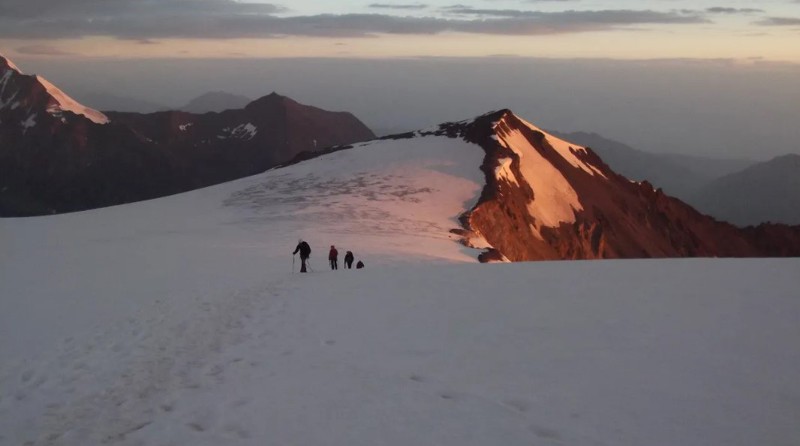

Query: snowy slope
left=1, top=117, right=800, bottom=445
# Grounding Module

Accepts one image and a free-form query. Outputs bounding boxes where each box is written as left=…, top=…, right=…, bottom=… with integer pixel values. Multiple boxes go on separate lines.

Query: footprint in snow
left=20, top=370, right=34, bottom=383
left=409, top=374, right=425, bottom=383
left=529, top=425, right=562, bottom=440
left=503, top=399, right=531, bottom=413
left=224, top=424, right=251, bottom=439
left=187, top=422, right=206, bottom=432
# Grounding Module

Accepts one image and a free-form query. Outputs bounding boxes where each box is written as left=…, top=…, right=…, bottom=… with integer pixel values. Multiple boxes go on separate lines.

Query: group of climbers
left=292, top=239, right=364, bottom=273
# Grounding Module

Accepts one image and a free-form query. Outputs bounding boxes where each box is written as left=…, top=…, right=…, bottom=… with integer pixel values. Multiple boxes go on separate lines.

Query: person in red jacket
left=328, top=245, right=339, bottom=270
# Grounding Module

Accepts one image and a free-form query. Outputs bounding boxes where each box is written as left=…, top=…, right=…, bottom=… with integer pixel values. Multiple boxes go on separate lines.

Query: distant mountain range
left=552, top=131, right=755, bottom=201
left=554, top=131, right=800, bottom=227
left=690, top=154, right=800, bottom=226
left=73, top=91, right=254, bottom=114
left=74, top=91, right=168, bottom=114
left=180, top=91, right=252, bottom=113
left=0, top=55, right=374, bottom=216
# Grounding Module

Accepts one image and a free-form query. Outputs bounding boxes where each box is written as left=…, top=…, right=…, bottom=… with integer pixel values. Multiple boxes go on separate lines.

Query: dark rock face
left=0, top=59, right=375, bottom=216
left=459, top=111, right=800, bottom=260
left=416, top=109, right=800, bottom=261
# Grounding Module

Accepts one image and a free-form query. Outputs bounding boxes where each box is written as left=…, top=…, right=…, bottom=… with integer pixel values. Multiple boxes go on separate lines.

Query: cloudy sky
left=0, top=0, right=799, bottom=61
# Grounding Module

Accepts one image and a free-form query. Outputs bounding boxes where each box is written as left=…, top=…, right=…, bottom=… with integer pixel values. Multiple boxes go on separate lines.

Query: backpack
left=356, top=260, right=365, bottom=269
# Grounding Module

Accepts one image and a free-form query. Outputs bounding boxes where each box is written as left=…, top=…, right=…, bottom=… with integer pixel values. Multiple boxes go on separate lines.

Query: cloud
left=15, top=44, right=78, bottom=56
left=706, top=7, right=763, bottom=14
left=369, top=3, right=428, bottom=10
left=756, top=17, right=800, bottom=26
left=0, top=0, right=286, bottom=18
left=0, top=1, right=708, bottom=40
left=440, top=7, right=706, bottom=24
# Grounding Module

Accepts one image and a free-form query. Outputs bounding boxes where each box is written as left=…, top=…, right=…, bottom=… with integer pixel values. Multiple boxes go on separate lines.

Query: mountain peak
left=33, top=75, right=109, bottom=124
left=260, top=91, right=292, bottom=103
left=1, top=54, right=108, bottom=125
left=245, top=91, right=300, bottom=112
left=0, top=54, right=22, bottom=73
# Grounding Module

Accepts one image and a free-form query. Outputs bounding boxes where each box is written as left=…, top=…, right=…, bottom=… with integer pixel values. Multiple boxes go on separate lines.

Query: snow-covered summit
left=34, top=75, right=109, bottom=124
left=493, top=111, right=607, bottom=177
left=0, top=54, right=108, bottom=124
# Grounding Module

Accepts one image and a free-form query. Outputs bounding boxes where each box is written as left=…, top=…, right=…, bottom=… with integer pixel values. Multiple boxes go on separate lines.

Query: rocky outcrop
left=0, top=57, right=374, bottom=216
left=456, top=110, right=800, bottom=260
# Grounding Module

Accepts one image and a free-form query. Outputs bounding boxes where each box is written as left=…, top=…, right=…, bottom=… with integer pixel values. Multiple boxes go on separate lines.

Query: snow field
left=1, top=131, right=799, bottom=445
left=2, top=258, right=798, bottom=445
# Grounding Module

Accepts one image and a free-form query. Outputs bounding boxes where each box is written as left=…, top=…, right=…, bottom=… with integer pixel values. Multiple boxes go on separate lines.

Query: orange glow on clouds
left=4, top=27, right=800, bottom=63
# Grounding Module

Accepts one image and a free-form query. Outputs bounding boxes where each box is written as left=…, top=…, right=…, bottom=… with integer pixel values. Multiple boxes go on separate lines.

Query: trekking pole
left=292, top=254, right=295, bottom=274
left=307, top=258, right=315, bottom=273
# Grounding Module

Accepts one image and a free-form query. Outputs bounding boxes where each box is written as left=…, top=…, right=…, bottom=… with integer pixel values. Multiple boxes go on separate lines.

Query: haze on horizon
left=1, top=0, right=799, bottom=159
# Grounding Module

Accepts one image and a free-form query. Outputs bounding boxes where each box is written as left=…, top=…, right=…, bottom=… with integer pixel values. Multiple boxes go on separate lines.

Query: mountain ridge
left=551, top=130, right=756, bottom=201
left=283, top=108, right=800, bottom=260
left=180, top=91, right=251, bottom=113
left=0, top=55, right=375, bottom=216
left=690, top=154, right=800, bottom=226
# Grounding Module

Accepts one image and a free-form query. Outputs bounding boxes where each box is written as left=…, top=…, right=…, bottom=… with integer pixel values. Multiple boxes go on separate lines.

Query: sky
left=0, top=0, right=799, bottom=61
left=1, top=1, right=799, bottom=159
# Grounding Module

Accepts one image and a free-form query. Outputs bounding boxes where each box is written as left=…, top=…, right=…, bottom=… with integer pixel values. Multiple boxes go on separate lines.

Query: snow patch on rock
left=231, top=123, right=257, bottom=140
left=499, top=115, right=606, bottom=178
left=494, top=157, right=519, bottom=186
left=0, top=90, right=18, bottom=111
left=0, top=70, right=16, bottom=107
left=20, top=113, right=36, bottom=133
left=495, top=122, right=584, bottom=231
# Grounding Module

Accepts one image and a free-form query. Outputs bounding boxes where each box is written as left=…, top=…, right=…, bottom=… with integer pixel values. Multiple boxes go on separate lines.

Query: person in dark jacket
left=356, top=260, right=365, bottom=269
left=293, top=239, right=311, bottom=273
left=329, top=245, right=339, bottom=270
left=344, top=251, right=354, bottom=269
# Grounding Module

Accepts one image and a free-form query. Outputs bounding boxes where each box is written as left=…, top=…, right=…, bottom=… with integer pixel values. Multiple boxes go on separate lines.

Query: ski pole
left=292, top=254, right=295, bottom=274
